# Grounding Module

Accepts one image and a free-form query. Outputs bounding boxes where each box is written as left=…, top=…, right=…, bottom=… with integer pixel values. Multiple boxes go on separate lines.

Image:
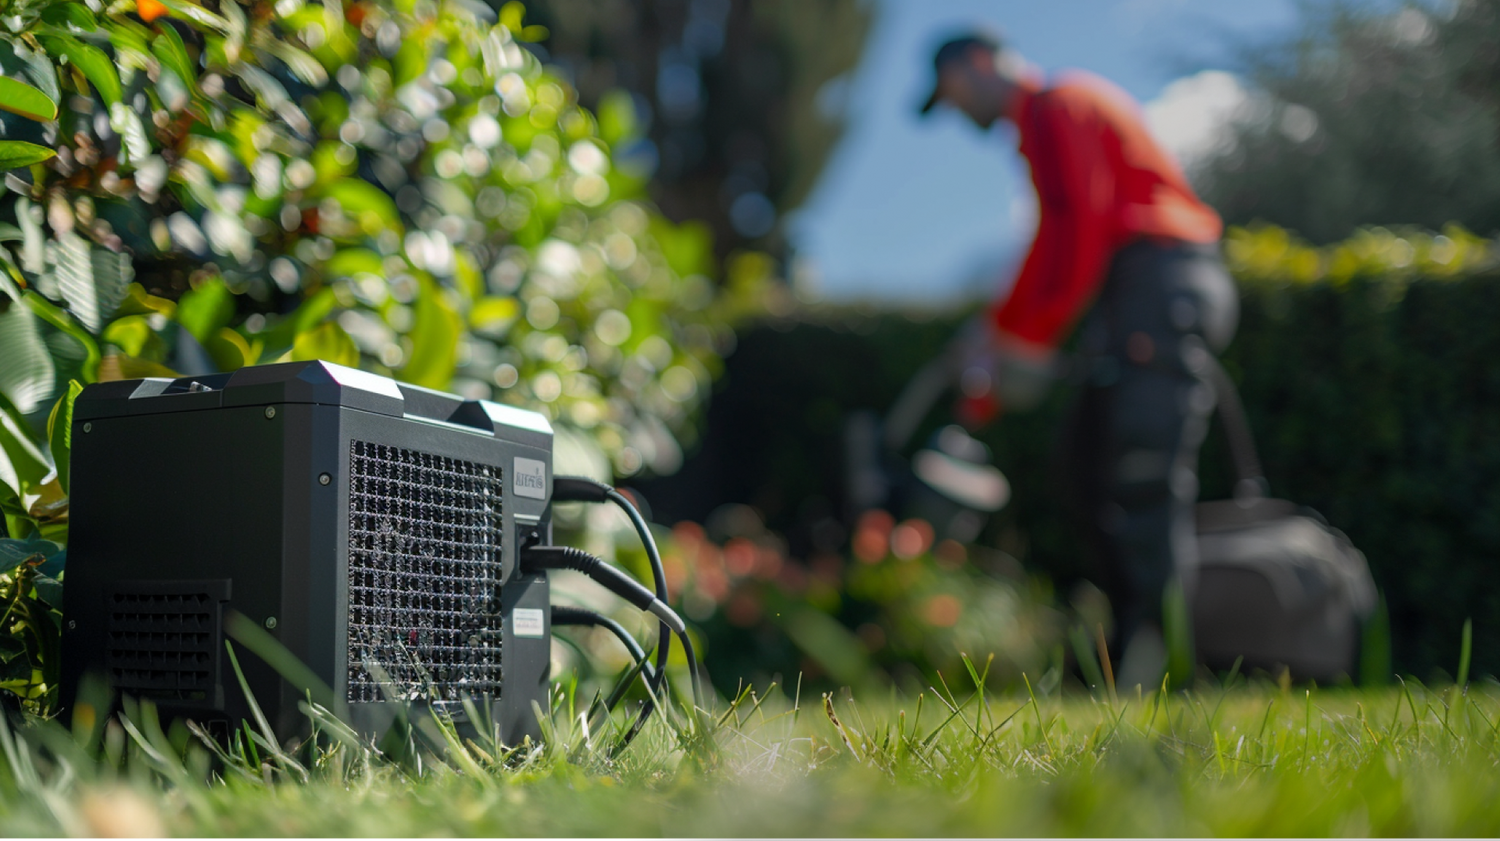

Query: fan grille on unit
left=346, top=440, right=504, bottom=704
left=106, top=582, right=225, bottom=703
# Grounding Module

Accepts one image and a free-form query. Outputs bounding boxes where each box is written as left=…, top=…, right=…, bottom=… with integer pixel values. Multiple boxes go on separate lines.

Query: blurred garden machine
left=844, top=319, right=1378, bottom=682
left=842, top=317, right=1033, bottom=544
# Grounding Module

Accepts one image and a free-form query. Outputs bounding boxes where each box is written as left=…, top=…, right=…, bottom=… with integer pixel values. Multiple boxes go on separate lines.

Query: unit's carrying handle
left=1198, top=353, right=1268, bottom=501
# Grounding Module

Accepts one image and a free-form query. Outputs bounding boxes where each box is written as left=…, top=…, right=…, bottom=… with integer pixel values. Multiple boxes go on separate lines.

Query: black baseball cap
left=918, top=31, right=1004, bottom=116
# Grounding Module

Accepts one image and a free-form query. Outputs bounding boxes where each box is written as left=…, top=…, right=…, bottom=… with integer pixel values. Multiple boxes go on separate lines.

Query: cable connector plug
left=522, top=545, right=685, bottom=634
left=552, top=475, right=613, bottom=503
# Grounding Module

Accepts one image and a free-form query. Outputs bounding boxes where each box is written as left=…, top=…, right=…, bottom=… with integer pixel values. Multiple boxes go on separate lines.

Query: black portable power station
left=59, top=360, right=555, bottom=745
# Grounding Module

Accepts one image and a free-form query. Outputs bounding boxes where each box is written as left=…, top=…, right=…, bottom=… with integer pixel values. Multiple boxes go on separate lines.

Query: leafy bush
left=653, top=509, right=1063, bottom=696
left=1216, top=228, right=1500, bottom=681
left=0, top=0, right=770, bottom=709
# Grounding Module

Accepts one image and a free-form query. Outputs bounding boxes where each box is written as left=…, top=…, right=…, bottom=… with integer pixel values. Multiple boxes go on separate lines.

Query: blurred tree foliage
left=643, top=223, right=1500, bottom=683
left=0, top=0, right=776, bottom=706
left=0, top=0, right=769, bottom=486
left=517, top=0, right=872, bottom=256
left=1198, top=0, right=1500, bottom=243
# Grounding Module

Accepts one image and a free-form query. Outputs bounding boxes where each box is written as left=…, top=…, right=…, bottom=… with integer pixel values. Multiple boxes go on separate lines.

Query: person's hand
left=947, top=316, right=1059, bottom=429
left=948, top=316, right=1005, bottom=429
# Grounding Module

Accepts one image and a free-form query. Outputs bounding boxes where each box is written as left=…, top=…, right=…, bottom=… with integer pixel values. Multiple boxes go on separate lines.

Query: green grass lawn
left=5, top=673, right=1500, bottom=837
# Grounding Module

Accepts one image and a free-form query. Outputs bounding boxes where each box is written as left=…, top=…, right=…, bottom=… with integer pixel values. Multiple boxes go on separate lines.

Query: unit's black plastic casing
left=60, top=360, right=554, bottom=745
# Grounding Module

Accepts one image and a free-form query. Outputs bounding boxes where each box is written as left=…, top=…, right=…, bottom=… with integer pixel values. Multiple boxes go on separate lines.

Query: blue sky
left=788, top=0, right=1313, bottom=303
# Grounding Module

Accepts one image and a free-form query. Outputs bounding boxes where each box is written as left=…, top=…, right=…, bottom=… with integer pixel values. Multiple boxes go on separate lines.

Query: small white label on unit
left=513, top=457, right=547, bottom=499
left=512, top=608, right=545, bottom=638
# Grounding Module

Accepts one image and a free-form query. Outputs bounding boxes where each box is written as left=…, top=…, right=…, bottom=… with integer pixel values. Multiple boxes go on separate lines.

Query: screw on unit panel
left=264, top=406, right=277, bottom=419
left=264, top=616, right=278, bottom=630
left=82, top=422, right=91, bottom=433
left=319, top=473, right=332, bottom=486
left=66, top=620, right=76, bottom=630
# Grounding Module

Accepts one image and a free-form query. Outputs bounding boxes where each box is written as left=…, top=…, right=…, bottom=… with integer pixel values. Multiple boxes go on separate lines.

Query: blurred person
left=918, top=31, right=1238, bottom=687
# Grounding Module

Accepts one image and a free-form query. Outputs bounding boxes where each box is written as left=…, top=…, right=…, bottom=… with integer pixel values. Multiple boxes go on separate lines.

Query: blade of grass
left=1457, top=618, right=1472, bottom=689
left=224, top=610, right=339, bottom=715
left=1070, top=625, right=1106, bottom=699
left=1096, top=623, right=1118, bottom=705
left=1023, top=673, right=1055, bottom=757
left=224, top=640, right=308, bottom=782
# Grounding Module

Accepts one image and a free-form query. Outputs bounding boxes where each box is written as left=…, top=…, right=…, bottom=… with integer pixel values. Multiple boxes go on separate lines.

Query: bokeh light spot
left=594, top=309, right=632, bottom=346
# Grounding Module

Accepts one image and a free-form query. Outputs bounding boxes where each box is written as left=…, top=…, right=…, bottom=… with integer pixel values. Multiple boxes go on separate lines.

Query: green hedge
left=1220, top=270, right=1500, bottom=679
left=645, top=228, right=1500, bottom=681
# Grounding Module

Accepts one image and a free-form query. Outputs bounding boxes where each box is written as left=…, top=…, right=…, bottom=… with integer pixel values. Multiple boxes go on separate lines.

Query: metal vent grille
left=347, top=440, right=504, bottom=703
left=106, top=580, right=227, bottom=703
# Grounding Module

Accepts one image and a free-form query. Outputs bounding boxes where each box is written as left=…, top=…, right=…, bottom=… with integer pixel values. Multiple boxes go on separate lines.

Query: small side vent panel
left=106, top=579, right=229, bottom=704
left=347, top=440, right=504, bottom=704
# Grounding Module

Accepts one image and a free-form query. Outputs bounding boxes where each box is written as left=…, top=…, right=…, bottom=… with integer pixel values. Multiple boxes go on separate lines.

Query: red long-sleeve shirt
left=991, top=72, right=1222, bottom=350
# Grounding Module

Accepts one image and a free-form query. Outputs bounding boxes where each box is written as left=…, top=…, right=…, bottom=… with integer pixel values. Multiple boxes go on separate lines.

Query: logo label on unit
left=513, top=457, right=547, bottom=499
left=512, top=608, right=545, bottom=638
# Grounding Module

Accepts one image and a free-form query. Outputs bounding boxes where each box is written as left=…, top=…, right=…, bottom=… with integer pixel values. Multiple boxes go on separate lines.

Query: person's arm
left=989, top=89, right=1117, bottom=351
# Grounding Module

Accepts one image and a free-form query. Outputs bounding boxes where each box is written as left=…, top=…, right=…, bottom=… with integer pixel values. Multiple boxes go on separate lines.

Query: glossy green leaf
left=53, top=232, right=129, bottom=333
left=235, top=63, right=304, bottom=133
left=0, top=302, right=55, bottom=415
left=401, top=278, right=462, bottom=389
left=116, top=284, right=176, bottom=318
left=30, top=574, right=63, bottom=609
left=257, top=287, right=337, bottom=356
left=98, top=353, right=178, bottom=380
left=14, top=197, right=43, bottom=275
left=470, top=296, right=520, bottom=330
left=0, top=536, right=59, bottom=569
left=290, top=321, right=359, bottom=368
left=175, top=276, right=235, bottom=344
left=649, top=217, right=714, bottom=278
left=109, top=102, right=150, bottom=165
left=0, top=77, right=58, bottom=122
left=205, top=326, right=255, bottom=371
left=497, top=2, right=545, bottom=41
left=392, top=36, right=427, bottom=87
left=0, top=256, right=22, bottom=303
left=12, top=42, right=59, bottom=106
left=102, top=315, right=153, bottom=357
left=326, top=180, right=401, bottom=234
left=0, top=141, right=55, bottom=170
left=324, top=248, right=385, bottom=279
left=151, top=23, right=197, bottom=92
left=39, top=3, right=98, bottom=31
left=40, top=36, right=122, bottom=105
left=153, top=0, right=232, bottom=31
left=46, top=380, right=82, bottom=496
left=22, top=291, right=100, bottom=382
left=311, top=141, right=356, bottom=185
left=266, top=41, right=327, bottom=87
left=0, top=388, right=52, bottom=503
left=220, top=0, right=247, bottom=55
left=107, top=21, right=153, bottom=65
left=597, top=90, right=639, bottom=145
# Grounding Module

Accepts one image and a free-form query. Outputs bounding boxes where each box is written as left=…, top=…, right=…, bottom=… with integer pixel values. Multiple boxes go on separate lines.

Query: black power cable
left=524, top=546, right=683, bottom=633
left=551, top=477, right=679, bottom=739
left=521, top=541, right=703, bottom=718
left=550, top=605, right=655, bottom=680
left=550, top=605, right=656, bottom=717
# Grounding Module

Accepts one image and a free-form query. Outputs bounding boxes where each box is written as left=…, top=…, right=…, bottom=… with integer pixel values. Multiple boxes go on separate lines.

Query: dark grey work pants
left=1062, top=239, right=1239, bottom=651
